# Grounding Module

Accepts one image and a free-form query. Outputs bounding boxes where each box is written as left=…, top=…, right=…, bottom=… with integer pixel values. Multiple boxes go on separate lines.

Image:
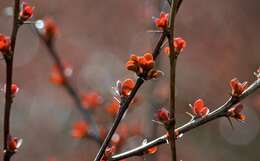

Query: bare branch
left=110, top=78, right=260, bottom=161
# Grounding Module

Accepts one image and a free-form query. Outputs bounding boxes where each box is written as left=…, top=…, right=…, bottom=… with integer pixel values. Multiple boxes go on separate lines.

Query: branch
left=34, top=28, right=101, bottom=143
left=166, top=0, right=183, bottom=161
left=93, top=0, right=187, bottom=159
left=3, top=0, right=21, bottom=160
left=110, top=78, right=260, bottom=161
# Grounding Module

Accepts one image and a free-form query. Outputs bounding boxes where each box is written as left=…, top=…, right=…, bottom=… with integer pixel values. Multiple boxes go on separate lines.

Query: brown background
left=0, top=0, right=260, bottom=161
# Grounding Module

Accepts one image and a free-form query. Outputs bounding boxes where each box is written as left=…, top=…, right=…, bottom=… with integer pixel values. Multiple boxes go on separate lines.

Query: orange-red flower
left=155, top=108, right=170, bottom=124
left=50, top=63, right=72, bottom=85
left=255, top=66, right=260, bottom=78
left=155, top=12, right=169, bottom=29
left=121, top=79, right=135, bottom=97
left=0, top=34, right=10, bottom=53
left=81, top=92, right=103, bottom=109
left=7, top=136, right=22, bottom=152
left=229, top=78, right=248, bottom=97
left=19, top=3, right=33, bottom=21
left=11, top=84, right=19, bottom=96
left=126, top=52, right=162, bottom=79
left=106, top=100, right=120, bottom=116
left=191, top=99, right=209, bottom=117
left=146, top=146, right=158, bottom=154
left=71, top=120, right=89, bottom=139
left=164, top=37, right=186, bottom=56
left=228, top=103, right=246, bottom=121
left=44, top=18, right=59, bottom=41
left=174, top=37, right=187, bottom=52
left=138, top=53, right=154, bottom=71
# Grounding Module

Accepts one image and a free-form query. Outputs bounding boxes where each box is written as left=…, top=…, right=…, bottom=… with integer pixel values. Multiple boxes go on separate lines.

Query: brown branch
left=110, top=78, right=260, bottom=161
left=3, top=0, right=21, bottom=160
left=93, top=1, right=186, bottom=159
left=93, top=23, right=169, bottom=161
left=166, top=0, right=183, bottom=161
left=33, top=28, right=101, bottom=143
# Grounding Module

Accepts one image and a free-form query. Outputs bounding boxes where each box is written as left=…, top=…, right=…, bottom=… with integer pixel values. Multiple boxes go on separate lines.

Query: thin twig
left=110, top=78, right=260, bottom=161
left=3, top=0, right=21, bottom=160
left=34, top=29, right=101, bottom=143
left=166, top=0, right=183, bottom=161
left=94, top=78, right=144, bottom=161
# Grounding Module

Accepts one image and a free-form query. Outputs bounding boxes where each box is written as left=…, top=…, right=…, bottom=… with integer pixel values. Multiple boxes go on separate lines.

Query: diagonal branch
left=110, top=78, right=260, bottom=161
left=34, top=29, right=101, bottom=143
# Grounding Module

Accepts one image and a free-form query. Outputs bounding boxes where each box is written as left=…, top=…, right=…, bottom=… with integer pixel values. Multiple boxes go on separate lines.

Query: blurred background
left=0, top=0, right=260, bottom=161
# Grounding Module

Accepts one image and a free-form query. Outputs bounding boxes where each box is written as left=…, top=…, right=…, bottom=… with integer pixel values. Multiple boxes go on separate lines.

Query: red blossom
left=255, top=66, right=260, bottom=78
left=155, top=12, right=169, bottom=29
left=49, top=63, right=72, bottom=85
left=192, top=99, right=209, bottom=117
left=164, top=37, right=186, bottom=56
left=126, top=52, right=161, bottom=79
left=44, top=18, right=59, bottom=41
left=228, top=103, right=246, bottom=121
left=81, top=92, right=103, bottom=109
left=106, top=100, right=120, bottom=116
left=11, top=84, right=19, bottom=95
left=174, top=37, right=187, bottom=52
left=229, top=78, right=248, bottom=97
left=19, top=3, right=33, bottom=21
left=146, top=146, right=158, bottom=154
left=121, top=79, right=135, bottom=97
left=0, top=34, right=10, bottom=53
left=71, top=120, right=89, bottom=139
left=155, top=108, right=170, bottom=123
left=7, top=136, right=22, bottom=152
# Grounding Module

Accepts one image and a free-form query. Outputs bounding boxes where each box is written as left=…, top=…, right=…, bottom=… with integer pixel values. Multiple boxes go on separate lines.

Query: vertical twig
left=3, top=0, right=21, bottom=160
left=166, top=0, right=183, bottom=161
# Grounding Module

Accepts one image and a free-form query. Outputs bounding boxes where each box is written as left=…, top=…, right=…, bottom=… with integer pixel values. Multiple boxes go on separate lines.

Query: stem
left=3, top=0, right=21, bottom=160
left=168, top=53, right=177, bottom=161
left=110, top=78, right=260, bottom=160
left=94, top=24, right=168, bottom=161
left=166, top=0, right=183, bottom=161
left=94, top=78, right=144, bottom=161
left=34, top=32, right=101, bottom=142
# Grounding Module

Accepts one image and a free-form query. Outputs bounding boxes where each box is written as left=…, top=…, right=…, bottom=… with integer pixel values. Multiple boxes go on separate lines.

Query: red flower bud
left=174, top=37, right=186, bottom=52
left=0, top=34, right=10, bottom=53
left=19, top=3, right=33, bottom=21
left=255, top=66, right=260, bottom=78
left=81, top=92, right=103, bottom=109
left=228, top=103, right=246, bottom=121
left=44, top=18, right=59, bottom=41
left=155, top=12, right=169, bottom=29
left=11, top=84, right=19, bottom=95
left=7, top=136, right=22, bottom=152
left=146, top=146, right=158, bottom=154
left=106, top=100, right=120, bottom=117
left=71, top=120, right=89, bottom=139
left=229, top=78, right=248, bottom=97
left=192, top=99, right=209, bottom=117
left=155, top=108, right=170, bottom=123
left=121, top=79, right=135, bottom=97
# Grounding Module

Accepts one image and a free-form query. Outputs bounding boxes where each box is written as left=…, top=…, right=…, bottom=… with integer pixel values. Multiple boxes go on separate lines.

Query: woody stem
left=3, top=0, right=21, bottom=161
